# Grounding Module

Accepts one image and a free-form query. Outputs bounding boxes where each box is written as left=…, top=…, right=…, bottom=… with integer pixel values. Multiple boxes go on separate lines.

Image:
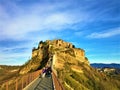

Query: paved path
left=24, top=56, right=54, bottom=90
left=34, top=75, right=54, bottom=90
left=23, top=74, right=54, bottom=90
left=23, top=77, right=41, bottom=90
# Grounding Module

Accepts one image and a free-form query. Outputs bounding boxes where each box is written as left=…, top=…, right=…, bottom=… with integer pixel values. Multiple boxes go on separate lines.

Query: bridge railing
left=52, top=72, right=64, bottom=90
left=0, top=70, right=41, bottom=90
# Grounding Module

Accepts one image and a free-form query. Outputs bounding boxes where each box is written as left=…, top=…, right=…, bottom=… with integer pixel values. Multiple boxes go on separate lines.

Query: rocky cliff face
left=19, top=39, right=120, bottom=90
left=19, top=39, right=89, bottom=74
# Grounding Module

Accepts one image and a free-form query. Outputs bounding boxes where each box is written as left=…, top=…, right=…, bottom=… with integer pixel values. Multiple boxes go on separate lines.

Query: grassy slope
left=0, top=65, right=20, bottom=84
left=57, top=63, right=120, bottom=90
left=54, top=51, right=120, bottom=90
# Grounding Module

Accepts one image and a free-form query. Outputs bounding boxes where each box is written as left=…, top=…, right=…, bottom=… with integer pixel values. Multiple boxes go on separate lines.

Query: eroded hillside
left=19, top=39, right=120, bottom=90
left=19, top=39, right=89, bottom=74
left=0, top=65, right=20, bottom=84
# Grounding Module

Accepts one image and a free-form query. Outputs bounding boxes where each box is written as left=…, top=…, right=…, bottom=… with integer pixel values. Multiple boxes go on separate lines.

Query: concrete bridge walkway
left=23, top=54, right=63, bottom=90
left=24, top=57, right=54, bottom=90
left=35, top=75, right=54, bottom=90
left=23, top=74, right=54, bottom=90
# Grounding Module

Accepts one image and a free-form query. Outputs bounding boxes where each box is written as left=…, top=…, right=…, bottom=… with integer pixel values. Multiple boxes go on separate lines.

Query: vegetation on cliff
left=19, top=39, right=87, bottom=74
left=0, top=65, right=20, bottom=84
left=16, top=39, right=120, bottom=89
left=57, top=63, right=120, bottom=90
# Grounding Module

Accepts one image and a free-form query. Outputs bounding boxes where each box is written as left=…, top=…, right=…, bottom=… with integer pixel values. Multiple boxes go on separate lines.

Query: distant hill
left=91, top=63, right=120, bottom=68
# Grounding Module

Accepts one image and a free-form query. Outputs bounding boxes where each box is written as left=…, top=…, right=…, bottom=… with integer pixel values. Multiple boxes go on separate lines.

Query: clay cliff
left=19, top=39, right=89, bottom=74
left=19, top=39, right=120, bottom=90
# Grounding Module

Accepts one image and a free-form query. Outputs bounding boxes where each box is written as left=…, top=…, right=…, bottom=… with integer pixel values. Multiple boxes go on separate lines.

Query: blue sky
left=0, top=0, right=120, bottom=65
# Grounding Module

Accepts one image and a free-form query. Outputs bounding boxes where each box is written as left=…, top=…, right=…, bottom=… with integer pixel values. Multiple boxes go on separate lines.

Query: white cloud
left=87, top=27, right=120, bottom=38
left=0, top=53, right=30, bottom=65
left=1, top=0, right=118, bottom=40
left=0, top=46, right=32, bottom=65
left=0, top=0, right=120, bottom=65
left=0, top=1, right=90, bottom=40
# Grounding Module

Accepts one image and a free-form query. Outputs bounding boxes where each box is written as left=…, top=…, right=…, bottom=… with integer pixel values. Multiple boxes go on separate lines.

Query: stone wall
left=51, top=39, right=74, bottom=48
left=73, top=48, right=85, bottom=59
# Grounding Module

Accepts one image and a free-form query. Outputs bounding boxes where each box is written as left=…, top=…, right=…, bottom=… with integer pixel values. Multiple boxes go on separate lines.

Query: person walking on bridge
left=41, top=67, right=47, bottom=78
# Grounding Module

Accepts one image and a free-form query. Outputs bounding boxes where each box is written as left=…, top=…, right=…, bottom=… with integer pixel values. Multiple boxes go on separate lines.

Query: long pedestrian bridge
left=0, top=69, right=63, bottom=90
left=0, top=56, right=63, bottom=90
left=23, top=71, right=60, bottom=90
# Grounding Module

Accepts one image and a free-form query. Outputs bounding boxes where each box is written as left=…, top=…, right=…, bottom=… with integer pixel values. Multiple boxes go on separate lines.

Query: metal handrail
left=0, top=70, right=41, bottom=90
left=52, top=71, right=64, bottom=90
